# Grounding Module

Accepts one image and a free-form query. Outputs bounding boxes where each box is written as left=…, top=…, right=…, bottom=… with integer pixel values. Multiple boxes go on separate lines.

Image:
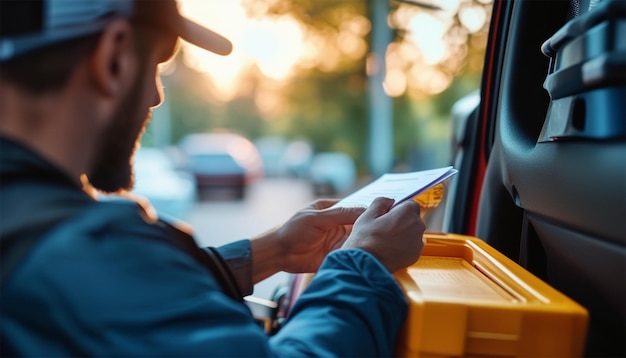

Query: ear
left=90, top=19, right=136, bottom=97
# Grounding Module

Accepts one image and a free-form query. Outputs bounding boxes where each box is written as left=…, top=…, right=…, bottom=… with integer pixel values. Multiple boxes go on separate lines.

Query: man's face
left=88, top=28, right=177, bottom=193
left=87, top=68, right=149, bottom=193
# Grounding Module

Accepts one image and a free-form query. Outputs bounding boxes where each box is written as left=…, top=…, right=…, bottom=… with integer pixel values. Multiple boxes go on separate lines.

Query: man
left=0, top=0, right=426, bottom=356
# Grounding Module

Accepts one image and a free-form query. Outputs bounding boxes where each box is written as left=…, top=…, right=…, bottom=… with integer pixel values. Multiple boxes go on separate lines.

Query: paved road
left=187, top=177, right=316, bottom=299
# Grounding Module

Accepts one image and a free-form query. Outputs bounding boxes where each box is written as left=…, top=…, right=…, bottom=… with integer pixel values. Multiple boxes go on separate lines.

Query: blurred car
left=308, top=152, right=356, bottom=196
left=179, top=132, right=263, bottom=199
left=254, top=136, right=288, bottom=177
left=132, top=147, right=197, bottom=220
left=282, top=140, right=314, bottom=178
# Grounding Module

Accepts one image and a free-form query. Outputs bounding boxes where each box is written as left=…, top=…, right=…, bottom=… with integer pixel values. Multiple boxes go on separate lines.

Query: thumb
left=360, top=197, right=395, bottom=220
left=318, top=205, right=366, bottom=226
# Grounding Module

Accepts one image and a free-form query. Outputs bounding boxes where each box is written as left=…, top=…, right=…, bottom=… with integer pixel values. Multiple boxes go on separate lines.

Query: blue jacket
left=0, top=137, right=408, bottom=357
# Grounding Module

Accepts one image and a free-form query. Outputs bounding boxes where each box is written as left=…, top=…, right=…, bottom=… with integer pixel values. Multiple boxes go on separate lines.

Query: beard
left=88, top=73, right=152, bottom=193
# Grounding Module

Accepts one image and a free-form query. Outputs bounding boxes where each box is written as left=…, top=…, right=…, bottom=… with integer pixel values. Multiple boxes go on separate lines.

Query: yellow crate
left=394, top=233, right=588, bottom=357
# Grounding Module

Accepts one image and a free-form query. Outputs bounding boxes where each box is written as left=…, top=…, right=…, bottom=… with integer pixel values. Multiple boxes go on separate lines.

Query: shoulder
left=40, top=199, right=199, bottom=273
left=61, top=198, right=162, bottom=238
left=5, top=198, right=216, bottom=303
left=1, top=200, right=259, bottom=356
left=1, top=199, right=234, bottom=328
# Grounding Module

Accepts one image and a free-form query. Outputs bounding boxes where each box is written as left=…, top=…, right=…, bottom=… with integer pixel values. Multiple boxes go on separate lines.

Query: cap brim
left=178, top=17, right=232, bottom=56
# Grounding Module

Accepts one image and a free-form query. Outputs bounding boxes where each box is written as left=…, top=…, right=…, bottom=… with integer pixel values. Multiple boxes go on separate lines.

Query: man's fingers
left=319, top=205, right=366, bottom=225
left=308, top=198, right=340, bottom=210
left=395, top=199, right=422, bottom=216
left=359, top=197, right=395, bottom=220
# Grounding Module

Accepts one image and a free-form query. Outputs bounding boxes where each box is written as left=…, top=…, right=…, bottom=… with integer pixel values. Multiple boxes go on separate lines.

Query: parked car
left=132, top=147, right=197, bottom=220
left=308, top=152, right=357, bottom=196
left=282, top=140, right=314, bottom=178
left=179, top=132, right=263, bottom=199
left=254, top=136, right=288, bottom=177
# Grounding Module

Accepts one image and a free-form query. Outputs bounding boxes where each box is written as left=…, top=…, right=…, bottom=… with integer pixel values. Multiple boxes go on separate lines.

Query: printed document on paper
left=334, top=166, right=458, bottom=208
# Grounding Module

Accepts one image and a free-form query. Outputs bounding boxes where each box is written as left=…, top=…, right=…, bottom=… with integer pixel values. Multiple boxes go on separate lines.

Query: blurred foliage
left=150, top=0, right=492, bottom=175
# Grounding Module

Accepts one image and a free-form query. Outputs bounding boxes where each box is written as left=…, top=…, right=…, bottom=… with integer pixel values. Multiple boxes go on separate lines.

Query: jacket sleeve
left=213, top=239, right=253, bottom=296
left=215, top=241, right=408, bottom=357
left=270, top=249, right=408, bottom=357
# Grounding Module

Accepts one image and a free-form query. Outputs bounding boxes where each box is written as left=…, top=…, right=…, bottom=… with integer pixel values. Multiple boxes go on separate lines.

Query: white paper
left=334, top=166, right=457, bottom=208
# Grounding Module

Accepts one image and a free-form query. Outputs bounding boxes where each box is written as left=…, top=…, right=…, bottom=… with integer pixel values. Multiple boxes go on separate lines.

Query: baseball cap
left=0, top=0, right=232, bottom=62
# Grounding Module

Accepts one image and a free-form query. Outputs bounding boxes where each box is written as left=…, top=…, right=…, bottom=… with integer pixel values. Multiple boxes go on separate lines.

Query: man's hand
left=250, top=199, right=365, bottom=283
left=276, top=199, right=367, bottom=273
left=249, top=196, right=425, bottom=283
left=342, top=197, right=426, bottom=272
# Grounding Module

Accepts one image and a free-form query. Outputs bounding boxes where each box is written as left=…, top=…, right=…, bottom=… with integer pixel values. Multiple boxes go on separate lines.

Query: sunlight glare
left=385, top=43, right=405, bottom=71
left=433, top=0, right=461, bottom=14
left=383, top=68, right=407, bottom=97
left=409, top=64, right=452, bottom=95
left=341, top=14, right=371, bottom=37
left=178, top=0, right=308, bottom=100
left=244, top=17, right=305, bottom=81
left=178, top=1, right=248, bottom=101
left=459, top=5, right=487, bottom=33
left=407, top=13, right=450, bottom=66
left=337, top=31, right=367, bottom=60
left=338, top=14, right=370, bottom=60
left=397, top=41, right=420, bottom=64
left=299, top=41, right=321, bottom=69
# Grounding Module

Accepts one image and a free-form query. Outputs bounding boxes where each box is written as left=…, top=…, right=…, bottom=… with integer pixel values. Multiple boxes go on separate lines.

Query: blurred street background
left=130, top=0, right=493, bottom=298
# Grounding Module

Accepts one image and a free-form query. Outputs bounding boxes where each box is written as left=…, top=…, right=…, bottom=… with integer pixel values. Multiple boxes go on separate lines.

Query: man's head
left=0, top=0, right=231, bottom=193
left=0, top=0, right=231, bottom=62
left=1, top=0, right=231, bottom=93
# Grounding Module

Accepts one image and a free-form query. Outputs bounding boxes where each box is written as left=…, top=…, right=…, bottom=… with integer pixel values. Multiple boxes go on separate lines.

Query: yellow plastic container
left=394, top=233, right=588, bottom=357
